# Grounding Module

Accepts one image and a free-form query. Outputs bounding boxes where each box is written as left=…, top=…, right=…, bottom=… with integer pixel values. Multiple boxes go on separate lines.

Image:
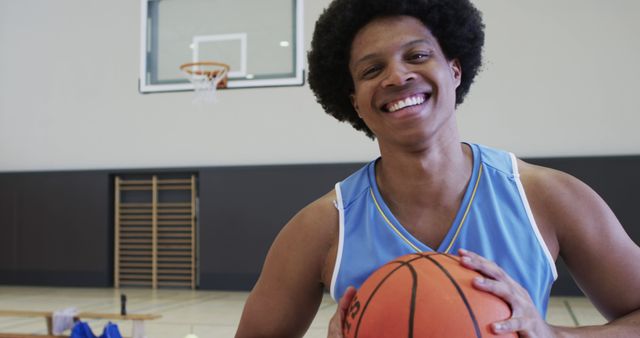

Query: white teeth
left=387, top=95, right=426, bottom=112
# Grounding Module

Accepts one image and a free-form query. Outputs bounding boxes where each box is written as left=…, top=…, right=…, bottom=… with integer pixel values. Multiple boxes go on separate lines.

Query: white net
left=181, top=62, right=229, bottom=104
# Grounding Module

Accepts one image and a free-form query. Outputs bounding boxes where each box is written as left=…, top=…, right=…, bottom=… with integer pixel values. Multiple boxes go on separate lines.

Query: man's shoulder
left=516, top=159, right=583, bottom=193
left=516, top=158, right=607, bottom=242
left=290, top=189, right=340, bottom=237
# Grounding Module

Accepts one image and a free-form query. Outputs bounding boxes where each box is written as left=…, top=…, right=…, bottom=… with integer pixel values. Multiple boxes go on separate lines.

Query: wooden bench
left=0, top=310, right=161, bottom=338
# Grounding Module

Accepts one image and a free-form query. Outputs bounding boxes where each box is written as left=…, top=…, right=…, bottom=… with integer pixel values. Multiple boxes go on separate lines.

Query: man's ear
left=450, top=59, right=462, bottom=89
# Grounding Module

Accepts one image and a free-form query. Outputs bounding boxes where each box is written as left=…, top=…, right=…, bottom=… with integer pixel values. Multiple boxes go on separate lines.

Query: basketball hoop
left=180, top=62, right=229, bottom=104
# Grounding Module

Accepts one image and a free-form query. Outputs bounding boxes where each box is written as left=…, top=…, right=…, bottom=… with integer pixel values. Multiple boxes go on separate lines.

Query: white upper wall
left=0, top=0, right=638, bottom=172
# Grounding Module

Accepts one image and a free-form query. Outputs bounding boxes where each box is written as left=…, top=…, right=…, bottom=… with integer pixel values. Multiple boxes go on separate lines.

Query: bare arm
left=235, top=192, right=338, bottom=338
left=458, top=161, right=640, bottom=337
left=520, top=160, right=640, bottom=337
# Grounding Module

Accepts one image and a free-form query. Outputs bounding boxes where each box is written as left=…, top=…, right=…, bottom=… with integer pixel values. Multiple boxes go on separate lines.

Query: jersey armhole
left=330, top=182, right=346, bottom=301
left=510, top=153, right=559, bottom=280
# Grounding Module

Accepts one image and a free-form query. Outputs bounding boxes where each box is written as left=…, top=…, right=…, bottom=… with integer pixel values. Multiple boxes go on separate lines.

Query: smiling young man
left=235, top=1, right=640, bottom=337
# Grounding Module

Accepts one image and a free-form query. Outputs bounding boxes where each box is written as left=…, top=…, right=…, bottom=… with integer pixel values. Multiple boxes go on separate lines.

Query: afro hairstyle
left=307, top=0, right=485, bottom=138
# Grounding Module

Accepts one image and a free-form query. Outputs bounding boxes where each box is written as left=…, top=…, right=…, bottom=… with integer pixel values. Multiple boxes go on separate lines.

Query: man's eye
left=409, top=53, right=429, bottom=61
left=362, top=66, right=381, bottom=78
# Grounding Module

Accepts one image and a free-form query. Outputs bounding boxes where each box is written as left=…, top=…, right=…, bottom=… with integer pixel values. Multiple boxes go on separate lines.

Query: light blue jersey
left=330, top=143, right=557, bottom=315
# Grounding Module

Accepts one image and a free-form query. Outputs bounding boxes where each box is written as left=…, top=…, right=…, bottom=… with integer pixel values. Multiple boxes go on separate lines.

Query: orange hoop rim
left=180, top=61, right=230, bottom=89
left=179, top=61, right=230, bottom=79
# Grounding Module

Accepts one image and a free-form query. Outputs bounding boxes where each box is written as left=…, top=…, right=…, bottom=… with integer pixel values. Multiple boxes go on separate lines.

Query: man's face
left=348, top=15, right=461, bottom=147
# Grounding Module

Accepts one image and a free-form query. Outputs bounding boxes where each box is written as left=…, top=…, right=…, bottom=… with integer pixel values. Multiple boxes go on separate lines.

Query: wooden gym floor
left=0, top=286, right=606, bottom=337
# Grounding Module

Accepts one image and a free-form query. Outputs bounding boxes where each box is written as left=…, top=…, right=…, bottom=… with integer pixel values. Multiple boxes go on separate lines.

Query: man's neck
left=375, top=137, right=473, bottom=211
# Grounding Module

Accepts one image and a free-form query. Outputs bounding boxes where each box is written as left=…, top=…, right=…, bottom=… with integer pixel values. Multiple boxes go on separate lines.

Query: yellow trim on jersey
left=369, top=163, right=484, bottom=254
left=444, top=164, right=483, bottom=253
left=369, top=188, right=422, bottom=252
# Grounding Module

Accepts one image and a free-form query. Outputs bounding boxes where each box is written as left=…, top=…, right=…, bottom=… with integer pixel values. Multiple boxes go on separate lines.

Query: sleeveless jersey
left=330, top=143, right=557, bottom=315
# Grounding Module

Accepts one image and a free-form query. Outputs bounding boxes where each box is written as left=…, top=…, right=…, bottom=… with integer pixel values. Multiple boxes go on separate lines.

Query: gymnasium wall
left=0, top=0, right=639, bottom=172
left=1, top=1, right=639, bottom=296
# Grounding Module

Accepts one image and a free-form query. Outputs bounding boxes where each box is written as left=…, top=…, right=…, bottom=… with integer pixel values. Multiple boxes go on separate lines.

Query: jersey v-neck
left=366, top=143, right=483, bottom=253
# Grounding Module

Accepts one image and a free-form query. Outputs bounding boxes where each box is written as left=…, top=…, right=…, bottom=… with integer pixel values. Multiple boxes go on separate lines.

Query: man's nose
left=381, top=62, right=416, bottom=87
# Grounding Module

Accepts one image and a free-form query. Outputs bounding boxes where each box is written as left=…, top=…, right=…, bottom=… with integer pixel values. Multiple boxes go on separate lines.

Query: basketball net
left=180, top=62, right=229, bottom=104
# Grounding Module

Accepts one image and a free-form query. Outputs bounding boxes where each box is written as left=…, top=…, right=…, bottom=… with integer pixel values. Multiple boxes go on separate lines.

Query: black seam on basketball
left=422, top=255, right=483, bottom=338
left=403, top=252, right=440, bottom=264
left=440, top=253, right=459, bottom=263
left=354, top=261, right=418, bottom=338
left=408, top=262, right=418, bottom=338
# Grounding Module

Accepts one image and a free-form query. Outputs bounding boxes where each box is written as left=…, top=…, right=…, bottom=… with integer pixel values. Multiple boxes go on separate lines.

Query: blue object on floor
left=99, top=322, right=123, bottom=338
left=70, top=321, right=96, bottom=338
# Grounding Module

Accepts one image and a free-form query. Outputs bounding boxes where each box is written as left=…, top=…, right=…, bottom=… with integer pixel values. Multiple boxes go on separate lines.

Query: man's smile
left=382, top=93, right=430, bottom=113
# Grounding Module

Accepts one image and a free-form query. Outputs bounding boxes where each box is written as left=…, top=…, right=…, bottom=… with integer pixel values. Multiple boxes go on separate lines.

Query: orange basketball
left=342, top=252, right=515, bottom=338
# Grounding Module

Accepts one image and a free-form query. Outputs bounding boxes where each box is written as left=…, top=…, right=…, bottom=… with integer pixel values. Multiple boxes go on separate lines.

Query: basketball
left=342, top=252, right=515, bottom=338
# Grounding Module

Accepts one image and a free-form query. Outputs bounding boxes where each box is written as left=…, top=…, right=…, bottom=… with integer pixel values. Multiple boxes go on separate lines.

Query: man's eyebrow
left=351, top=39, right=433, bottom=69
left=404, top=39, right=433, bottom=48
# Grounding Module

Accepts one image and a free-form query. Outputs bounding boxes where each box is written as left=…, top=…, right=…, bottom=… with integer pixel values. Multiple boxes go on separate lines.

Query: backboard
left=139, top=0, right=304, bottom=93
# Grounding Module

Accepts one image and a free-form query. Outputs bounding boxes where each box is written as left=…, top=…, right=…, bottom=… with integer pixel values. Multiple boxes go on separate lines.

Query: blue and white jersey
left=330, top=143, right=557, bottom=315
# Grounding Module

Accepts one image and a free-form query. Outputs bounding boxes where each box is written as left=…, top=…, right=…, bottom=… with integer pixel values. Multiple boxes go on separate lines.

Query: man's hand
left=327, top=286, right=357, bottom=338
left=459, top=249, right=559, bottom=337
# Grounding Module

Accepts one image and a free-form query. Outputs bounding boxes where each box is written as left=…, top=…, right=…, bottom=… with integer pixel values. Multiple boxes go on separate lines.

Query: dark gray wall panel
left=198, top=163, right=362, bottom=290
left=0, top=178, right=18, bottom=270
left=0, top=172, right=111, bottom=286
left=0, top=156, right=638, bottom=296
